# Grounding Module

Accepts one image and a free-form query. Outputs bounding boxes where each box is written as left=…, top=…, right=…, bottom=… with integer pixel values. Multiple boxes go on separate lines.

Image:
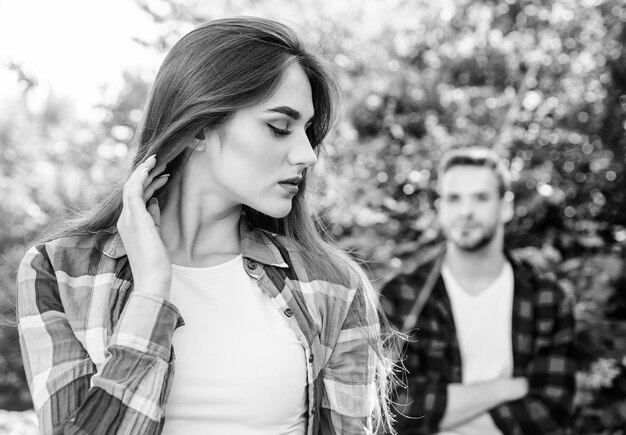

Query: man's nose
left=459, top=199, right=475, bottom=217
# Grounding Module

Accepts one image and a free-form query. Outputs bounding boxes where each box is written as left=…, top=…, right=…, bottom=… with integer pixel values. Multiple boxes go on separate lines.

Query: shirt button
left=308, top=354, right=314, bottom=362
left=284, top=308, right=293, bottom=317
left=247, top=260, right=258, bottom=270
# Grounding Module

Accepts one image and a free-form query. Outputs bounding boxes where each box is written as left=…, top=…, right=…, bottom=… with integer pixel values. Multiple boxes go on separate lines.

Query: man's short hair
left=437, top=147, right=511, bottom=198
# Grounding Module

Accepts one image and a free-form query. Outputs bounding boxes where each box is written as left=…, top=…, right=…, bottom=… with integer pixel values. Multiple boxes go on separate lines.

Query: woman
left=17, top=16, right=398, bottom=435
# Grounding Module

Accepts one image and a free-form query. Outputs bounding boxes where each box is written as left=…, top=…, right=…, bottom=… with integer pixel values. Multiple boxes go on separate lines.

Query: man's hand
left=439, top=377, right=529, bottom=430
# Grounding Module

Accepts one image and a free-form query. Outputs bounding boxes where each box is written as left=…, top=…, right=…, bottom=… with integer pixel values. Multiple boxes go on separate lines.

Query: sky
left=0, top=0, right=160, bottom=117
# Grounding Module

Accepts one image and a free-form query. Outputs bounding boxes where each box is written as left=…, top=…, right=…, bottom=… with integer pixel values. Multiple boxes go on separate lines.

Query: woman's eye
left=267, top=123, right=292, bottom=137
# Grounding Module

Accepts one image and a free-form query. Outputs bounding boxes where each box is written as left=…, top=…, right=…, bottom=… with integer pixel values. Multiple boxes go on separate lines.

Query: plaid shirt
left=18, top=217, right=381, bottom=435
left=380, top=247, right=576, bottom=435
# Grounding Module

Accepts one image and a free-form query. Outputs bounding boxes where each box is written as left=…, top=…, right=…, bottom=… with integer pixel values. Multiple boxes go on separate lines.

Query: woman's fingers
left=117, top=156, right=172, bottom=298
left=128, top=155, right=156, bottom=191
left=143, top=174, right=170, bottom=202
left=143, top=163, right=167, bottom=189
left=147, top=198, right=161, bottom=229
left=122, top=155, right=158, bottom=218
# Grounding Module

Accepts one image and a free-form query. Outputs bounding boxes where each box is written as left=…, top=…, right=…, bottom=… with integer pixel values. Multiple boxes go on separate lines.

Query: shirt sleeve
left=380, top=274, right=449, bottom=434
left=490, top=284, right=577, bottom=434
left=17, top=245, right=180, bottom=435
left=319, top=275, right=381, bottom=434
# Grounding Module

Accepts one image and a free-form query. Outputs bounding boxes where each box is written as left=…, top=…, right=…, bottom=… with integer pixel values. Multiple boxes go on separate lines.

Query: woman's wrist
left=133, top=279, right=172, bottom=300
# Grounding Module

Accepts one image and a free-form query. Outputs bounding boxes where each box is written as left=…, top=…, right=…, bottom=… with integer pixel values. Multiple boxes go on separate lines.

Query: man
left=381, top=148, right=576, bottom=434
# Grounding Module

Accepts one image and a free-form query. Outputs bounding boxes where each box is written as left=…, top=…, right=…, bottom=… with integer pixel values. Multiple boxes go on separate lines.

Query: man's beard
left=447, top=224, right=497, bottom=252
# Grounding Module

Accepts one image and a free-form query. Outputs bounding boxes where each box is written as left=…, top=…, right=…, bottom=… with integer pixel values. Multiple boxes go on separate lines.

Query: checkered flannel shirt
left=18, top=217, right=381, bottom=434
left=380, top=247, right=576, bottom=435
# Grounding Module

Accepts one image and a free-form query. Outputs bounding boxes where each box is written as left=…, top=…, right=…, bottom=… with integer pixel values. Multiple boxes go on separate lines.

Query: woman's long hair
left=45, top=17, right=401, bottom=433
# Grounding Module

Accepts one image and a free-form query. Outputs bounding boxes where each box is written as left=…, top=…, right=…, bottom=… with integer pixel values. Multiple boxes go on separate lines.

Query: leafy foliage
left=1, top=0, right=625, bottom=431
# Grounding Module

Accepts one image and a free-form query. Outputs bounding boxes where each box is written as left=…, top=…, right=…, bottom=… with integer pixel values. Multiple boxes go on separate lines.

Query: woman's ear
left=193, top=128, right=208, bottom=152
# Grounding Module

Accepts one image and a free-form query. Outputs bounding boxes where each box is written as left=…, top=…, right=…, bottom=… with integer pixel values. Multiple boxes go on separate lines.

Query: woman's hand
left=117, top=155, right=172, bottom=299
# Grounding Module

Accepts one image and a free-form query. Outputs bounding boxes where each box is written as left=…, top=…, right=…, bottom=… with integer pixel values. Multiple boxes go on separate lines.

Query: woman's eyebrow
left=266, top=106, right=314, bottom=123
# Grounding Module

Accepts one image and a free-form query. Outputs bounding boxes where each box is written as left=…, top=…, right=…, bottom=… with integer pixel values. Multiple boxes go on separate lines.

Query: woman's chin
left=247, top=202, right=293, bottom=220
left=265, top=208, right=292, bottom=219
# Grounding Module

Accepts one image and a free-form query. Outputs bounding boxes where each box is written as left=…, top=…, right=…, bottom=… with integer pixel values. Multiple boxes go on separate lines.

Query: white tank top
left=161, top=255, right=307, bottom=435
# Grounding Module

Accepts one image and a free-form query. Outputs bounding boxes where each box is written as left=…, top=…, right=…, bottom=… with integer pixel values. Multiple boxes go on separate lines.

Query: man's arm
left=489, top=283, right=577, bottom=434
left=439, top=377, right=528, bottom=429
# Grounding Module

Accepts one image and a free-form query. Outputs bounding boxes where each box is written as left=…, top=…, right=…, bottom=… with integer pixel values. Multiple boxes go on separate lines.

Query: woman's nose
left=288, top=131, right=317, bottom=167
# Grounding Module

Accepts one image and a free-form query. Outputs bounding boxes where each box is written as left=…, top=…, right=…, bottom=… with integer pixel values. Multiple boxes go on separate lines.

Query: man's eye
left=267, top=123, right=292, bottom=137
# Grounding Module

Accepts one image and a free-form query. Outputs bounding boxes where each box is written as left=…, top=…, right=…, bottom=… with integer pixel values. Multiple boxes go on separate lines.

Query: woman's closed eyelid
left=270, top=122, right=290, bottom=130
left=265, top=117, right=290, bottom=128
left=267, top=123, right=292, bottom=136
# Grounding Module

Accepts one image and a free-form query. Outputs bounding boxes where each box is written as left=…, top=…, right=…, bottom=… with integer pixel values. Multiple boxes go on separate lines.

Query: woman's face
left=192, top=62, right=318, bottom=218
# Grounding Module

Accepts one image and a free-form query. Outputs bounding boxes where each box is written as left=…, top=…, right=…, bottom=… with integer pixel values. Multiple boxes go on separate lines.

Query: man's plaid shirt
left=18, top=217, right=381, bottom=435
left=380, top=247, right=576, bottom=435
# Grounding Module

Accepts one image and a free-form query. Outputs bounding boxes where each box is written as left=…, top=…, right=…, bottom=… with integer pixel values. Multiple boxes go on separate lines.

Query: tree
left=1, top=0, right=625, bottom=429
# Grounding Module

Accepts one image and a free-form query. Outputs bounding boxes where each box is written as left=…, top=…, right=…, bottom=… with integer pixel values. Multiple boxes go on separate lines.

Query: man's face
left=437, top=165, right=511, bottom=252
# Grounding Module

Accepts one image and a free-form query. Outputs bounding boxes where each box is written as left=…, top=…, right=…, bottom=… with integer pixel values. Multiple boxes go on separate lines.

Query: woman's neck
left=159, top=172, right=242, bottom=268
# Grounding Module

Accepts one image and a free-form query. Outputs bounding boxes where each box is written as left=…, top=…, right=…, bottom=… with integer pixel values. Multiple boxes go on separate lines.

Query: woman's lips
left=279, top=182, right=299, bottom=194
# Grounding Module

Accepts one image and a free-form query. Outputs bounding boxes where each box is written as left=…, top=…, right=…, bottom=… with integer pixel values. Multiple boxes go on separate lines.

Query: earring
left=194, top=129, right=207, bottom=152
left=194, top=141, right=207, bottom=152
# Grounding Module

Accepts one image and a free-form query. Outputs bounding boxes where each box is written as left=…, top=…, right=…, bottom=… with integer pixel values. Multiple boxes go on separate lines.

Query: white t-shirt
left=440, top=261, right=514, bottom=435
left=161, top=255, right=307, bottom=435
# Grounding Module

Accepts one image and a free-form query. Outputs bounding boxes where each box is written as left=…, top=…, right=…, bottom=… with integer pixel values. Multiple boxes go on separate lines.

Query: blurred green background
left=1, top=0, right=625, bottom=433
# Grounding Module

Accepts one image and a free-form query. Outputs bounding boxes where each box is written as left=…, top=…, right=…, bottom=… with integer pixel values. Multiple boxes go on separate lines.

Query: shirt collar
left=101, top=215, right=289, bottom=268
left=102, top=228, right=126, bottom=259
left=238, top=216, right=289, bottom=268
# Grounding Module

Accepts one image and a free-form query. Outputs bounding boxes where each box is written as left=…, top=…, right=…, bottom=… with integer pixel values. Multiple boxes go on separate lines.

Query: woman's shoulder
left=17, top=231, right=124, bottom=336
left=271, top=232, right=368, bottom=294
left=21, top=230, right=119, bottom=275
